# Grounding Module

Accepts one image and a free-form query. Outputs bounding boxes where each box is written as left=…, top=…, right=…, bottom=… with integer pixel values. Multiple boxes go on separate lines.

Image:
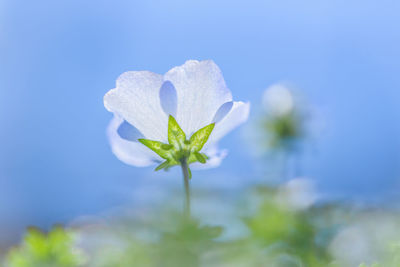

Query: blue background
left=1, top=0, right=400, bottom=244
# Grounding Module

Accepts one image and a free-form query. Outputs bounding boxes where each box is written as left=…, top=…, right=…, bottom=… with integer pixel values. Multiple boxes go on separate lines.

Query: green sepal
left=188, top=153, right=197, bottom=164
left=189, top=123, right=215, bottom=152
left=139, top=116, right=216, bottom=176
left=161, top=144, right=173, bottom=150
left=168, top=115, right=186, bottom=150
left=138, top=139, right=170, bottom=159
left=194, top=152, right=206, bottom=164
left=155, top=160, right=170, bottom=171
left=188, top=152, right=209, bottom=164
left=201, top=153, right=209, bottom=160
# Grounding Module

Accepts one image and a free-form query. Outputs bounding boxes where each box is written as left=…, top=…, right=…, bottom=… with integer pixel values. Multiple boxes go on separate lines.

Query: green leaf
left=155, top=160, right=170, bottom=171
left=189, top=123, right=215, bottom=152
left=168, top=115, right=186, bottom=150
left=194, top=152, right=206, bottom=164
left=138, top=139, right=170, bottom=159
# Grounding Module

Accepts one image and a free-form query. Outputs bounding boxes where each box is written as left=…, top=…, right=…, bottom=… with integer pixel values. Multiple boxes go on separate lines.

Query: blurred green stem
left=180, top=157, right=191, bottom=217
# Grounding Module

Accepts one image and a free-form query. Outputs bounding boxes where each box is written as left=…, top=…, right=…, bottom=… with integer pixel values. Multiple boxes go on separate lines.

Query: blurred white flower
left=262, top=84, right=294, bottom=116
left=276, top=178, right=317, bottom=210
left=104, top=60, right=250, bottom=169
left=329, top=213, right=400, bottom=267
left=330, top=225, right=372, bottom=267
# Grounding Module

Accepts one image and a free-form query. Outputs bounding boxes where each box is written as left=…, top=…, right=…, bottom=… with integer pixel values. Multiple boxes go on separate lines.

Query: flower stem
left=180, top=157, right=191, bottom=217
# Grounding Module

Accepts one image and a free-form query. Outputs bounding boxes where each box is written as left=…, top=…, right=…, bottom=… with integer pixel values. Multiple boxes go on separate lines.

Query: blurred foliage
left=82, top=214, right=223, bottom=267
left=4, top=186, right=400, bottom=267
left=246, top=202, right=328, bottom=266
left=152, top=216, right=223, bottom=267
left=241, top=186, right=333, bottom=267
left=5, top=226, right=85, bottom=267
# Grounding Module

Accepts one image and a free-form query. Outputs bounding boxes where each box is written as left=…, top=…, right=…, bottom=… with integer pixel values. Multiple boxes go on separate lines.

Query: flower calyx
left=139, top=115, right=214, bottom=176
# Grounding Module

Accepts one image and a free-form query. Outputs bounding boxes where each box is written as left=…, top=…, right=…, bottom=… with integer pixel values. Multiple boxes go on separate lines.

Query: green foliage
left=89, top=238, right=152, bottom=267
left=244, top=190, right=332, bottom=267
left=152, top=216, right=222, bottom=267
left=6, top=187, right=400, bottom=267
left=79, top=213, right=222, bottom=267
left=6, top=226, right=84, bottom=267
left=139, top=115, right=215, bottom=173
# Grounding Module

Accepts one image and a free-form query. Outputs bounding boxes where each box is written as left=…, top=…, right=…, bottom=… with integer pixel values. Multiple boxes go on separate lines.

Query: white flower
left=104, top=60, right=250, bottom=169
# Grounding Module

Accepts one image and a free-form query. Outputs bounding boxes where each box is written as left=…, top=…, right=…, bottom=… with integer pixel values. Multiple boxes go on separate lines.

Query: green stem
left=180, top=157, right=191, bottom=217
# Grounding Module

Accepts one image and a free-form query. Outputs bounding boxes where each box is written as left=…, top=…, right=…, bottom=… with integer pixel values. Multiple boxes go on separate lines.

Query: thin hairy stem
left=180, top=157, right=191, bottom=217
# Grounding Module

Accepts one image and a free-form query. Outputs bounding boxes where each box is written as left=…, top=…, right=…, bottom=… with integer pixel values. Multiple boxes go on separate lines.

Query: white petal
left=116, top=120, right=145, bottom=141
left=104, top=71, right=168, bottom=142
left=107, top=116, right=161, bottom=167
left=212, top=101, right=233, bottom=123
left=191, top=146, right=228, bottom=170
left=159, top=81, right=178, bottom=117
left=164, top=60, right=232, bottom=136
left=207, top=101, right=250, bottom=147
